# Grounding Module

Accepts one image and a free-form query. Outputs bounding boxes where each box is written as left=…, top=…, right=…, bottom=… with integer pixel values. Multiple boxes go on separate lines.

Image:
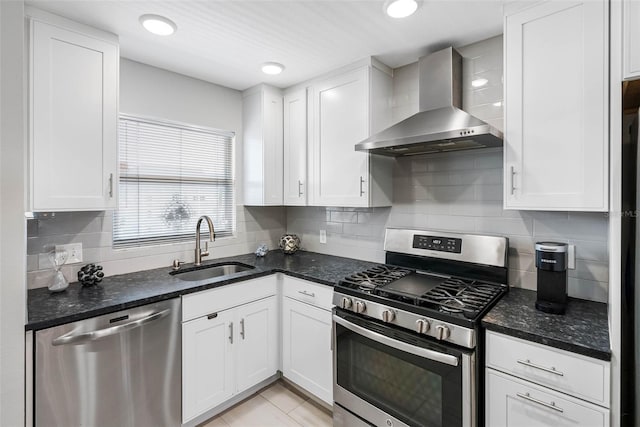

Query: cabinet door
left=31, top=20, right=118, bottom=211
left=182, top=310, right=235, bottom=423
left=243, top=85, right=283, bottom=206
left=284, top=89, right=308, bottom=206
left=310, top=67, right=370, bottom=207
left=235, top=296, right=279, bottom=392
left=624, top=0, right=640, bottom=80
left=282, top=297, right=333, bottom=404
left=504, top=0, right=608, bottom=211
left=486, top=369, right=609, bottom=427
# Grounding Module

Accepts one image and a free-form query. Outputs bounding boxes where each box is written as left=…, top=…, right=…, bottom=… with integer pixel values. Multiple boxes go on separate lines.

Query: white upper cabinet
left=243, top=84, right=284, bottom=206
left=624, top=0, right=640, bottom=80
left=503, top=0, right=608, bottom=211
left=308, top=63, right=393, bottom=207
left=29, top=14, right=118, bottom=212
left=283, top=89, right=308, bottom=206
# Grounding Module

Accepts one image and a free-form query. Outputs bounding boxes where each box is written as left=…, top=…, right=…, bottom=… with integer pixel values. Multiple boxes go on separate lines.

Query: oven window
left=336, top=321, right=463, bottom=427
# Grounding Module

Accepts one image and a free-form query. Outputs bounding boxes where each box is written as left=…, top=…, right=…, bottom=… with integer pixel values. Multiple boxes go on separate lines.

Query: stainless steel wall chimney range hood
left=355, top=47, right=503, bottom=157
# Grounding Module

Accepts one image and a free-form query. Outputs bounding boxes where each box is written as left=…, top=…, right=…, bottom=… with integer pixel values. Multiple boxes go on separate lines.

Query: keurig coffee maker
left=535, top=242, right=568, bottom=314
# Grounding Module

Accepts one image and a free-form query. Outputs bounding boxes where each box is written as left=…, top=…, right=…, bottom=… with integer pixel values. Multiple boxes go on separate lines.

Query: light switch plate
left=55, top=243, right=83, bottom=264
left=319, top=229, right=327, bottom=244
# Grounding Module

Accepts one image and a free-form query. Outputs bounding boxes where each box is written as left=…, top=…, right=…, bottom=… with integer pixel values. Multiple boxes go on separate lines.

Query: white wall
left=287, top=36, right=609, bottom=303
left=27, top=59, right=285, bottom=287
left=0, top=0, right=27, bottom=424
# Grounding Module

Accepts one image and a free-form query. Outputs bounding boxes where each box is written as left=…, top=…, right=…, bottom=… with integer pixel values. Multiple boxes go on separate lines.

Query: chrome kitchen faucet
left=194, top=215, right=215, bottom=266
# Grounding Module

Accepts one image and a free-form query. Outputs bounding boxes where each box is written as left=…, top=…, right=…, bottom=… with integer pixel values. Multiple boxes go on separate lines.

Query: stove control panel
left=412, top=235, right=462, bottom=253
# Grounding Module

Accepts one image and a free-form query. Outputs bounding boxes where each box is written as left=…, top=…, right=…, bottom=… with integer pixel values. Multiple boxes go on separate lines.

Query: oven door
left=333, top=309, right=475, bottom=427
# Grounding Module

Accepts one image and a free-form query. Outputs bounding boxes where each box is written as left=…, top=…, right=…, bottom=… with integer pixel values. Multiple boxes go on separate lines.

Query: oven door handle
left=333, top=315, right=459, bottom=367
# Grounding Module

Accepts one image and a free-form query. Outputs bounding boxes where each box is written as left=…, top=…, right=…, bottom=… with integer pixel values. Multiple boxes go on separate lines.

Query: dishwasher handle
left=52, top=309, right=170, bottom=346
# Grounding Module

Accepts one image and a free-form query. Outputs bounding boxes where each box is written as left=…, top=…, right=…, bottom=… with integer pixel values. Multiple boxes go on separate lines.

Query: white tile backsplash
left=26, top=205, right=286, bottom=289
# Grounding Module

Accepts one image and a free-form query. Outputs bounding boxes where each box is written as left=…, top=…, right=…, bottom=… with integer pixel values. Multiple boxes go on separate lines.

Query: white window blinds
left=114, top=115, right=235, bottom=248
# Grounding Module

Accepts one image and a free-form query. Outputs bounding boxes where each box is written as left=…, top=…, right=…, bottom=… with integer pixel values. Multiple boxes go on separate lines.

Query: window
left=114, top=115, right=235, bottom=248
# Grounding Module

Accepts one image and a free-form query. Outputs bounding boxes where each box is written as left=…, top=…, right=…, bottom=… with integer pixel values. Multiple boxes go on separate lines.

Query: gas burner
left=340, top=265, right=413, bottom=292
left=419, top=277, right=505, bottom=318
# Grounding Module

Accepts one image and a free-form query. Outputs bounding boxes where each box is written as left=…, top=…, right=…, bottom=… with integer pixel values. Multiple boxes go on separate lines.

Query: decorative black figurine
left=78, top=264, right=104, bottom=286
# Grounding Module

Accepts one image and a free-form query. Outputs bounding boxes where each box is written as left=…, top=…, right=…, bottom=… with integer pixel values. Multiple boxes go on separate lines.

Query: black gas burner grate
left=340, top=265, right=413, bottom=292
left=418, top=278, right=504, bottom=318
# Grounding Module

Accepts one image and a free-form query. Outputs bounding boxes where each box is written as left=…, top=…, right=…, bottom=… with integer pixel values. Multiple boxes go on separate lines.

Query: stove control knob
left=340, top=297, right=353, bottom=310
left=415, top=319, right=430, bottom=334
left=354, top=300, right=366, bottom=314
left=381, top=310, right=395, bottom=323
left=435, top=325, right=451, bottom=341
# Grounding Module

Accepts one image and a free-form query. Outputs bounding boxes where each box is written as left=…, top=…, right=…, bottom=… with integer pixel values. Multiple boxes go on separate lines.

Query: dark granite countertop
left=27, top=251, right=380, bottom=331
left=482, top=287, right=611, bottom=361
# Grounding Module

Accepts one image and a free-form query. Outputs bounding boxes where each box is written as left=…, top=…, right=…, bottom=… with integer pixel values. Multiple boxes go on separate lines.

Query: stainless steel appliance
left=354, top=47, right=503, bottom=157
left=34, top=298, right=181, bottom=426
left=332, top=228, right=509, bottom=427
left=534, top=242, right=568, bottom=314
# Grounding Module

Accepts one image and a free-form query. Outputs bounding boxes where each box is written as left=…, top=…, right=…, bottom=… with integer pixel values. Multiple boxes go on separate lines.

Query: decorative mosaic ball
left=279, top=234, right=301, bottom=254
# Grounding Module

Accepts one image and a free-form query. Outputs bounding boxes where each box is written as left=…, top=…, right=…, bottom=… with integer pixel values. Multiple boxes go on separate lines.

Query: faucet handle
left=172, top=259, right=185, bottom=270
left=201, top=241, right=210, bottom=258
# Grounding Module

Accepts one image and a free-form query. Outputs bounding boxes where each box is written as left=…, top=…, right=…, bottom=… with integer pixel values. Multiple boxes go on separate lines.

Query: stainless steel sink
left=171, top=262, right=255, bottom=282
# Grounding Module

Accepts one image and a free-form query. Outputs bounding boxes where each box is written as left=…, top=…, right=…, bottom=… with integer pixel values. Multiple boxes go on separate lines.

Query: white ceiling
left=26, top=0, right=504, bottom=91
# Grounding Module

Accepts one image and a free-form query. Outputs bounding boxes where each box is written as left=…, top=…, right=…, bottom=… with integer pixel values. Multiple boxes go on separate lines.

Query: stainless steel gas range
left=332, top=228, right=509, bottom=427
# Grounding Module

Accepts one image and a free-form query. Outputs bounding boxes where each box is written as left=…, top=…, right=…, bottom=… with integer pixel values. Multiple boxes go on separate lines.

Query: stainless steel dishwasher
left=34, top=298, right=181, bottom=427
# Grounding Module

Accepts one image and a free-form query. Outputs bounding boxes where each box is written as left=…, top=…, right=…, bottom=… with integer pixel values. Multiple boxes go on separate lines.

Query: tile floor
left=201, top=381, right=333, bottom=427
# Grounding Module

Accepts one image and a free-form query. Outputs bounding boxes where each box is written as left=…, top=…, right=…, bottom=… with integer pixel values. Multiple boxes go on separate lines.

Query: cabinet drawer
left=282, top=276, right=333, bottom=310
left=486, top=331, right=610, bottom=407
left=486, top=369, right=609, bottom=427
left=182, top=275, right=277, bottom=322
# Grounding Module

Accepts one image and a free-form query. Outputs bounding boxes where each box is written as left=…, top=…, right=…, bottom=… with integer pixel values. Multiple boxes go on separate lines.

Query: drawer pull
left=516, top=392, right=564, bottom=413
left=517, top=359, right=564, bottom=376
left=298, top=290, right=315, bottom=298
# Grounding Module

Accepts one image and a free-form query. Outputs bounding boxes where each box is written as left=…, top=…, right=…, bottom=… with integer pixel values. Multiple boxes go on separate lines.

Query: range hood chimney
left=355, top=47, right=503, bottom=157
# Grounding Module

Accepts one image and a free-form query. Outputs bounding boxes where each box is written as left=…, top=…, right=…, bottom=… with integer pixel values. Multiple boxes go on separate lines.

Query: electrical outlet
left=55, top=243, right=83, bottom=264
left=319, top=229, right=327, bottom=244
left=568, top=244, right=576, bottom=269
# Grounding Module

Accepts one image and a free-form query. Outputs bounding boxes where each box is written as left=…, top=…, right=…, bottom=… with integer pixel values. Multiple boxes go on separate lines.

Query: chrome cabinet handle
left=510, top=166, right=516, bottom=195
left=229, top=322, right=233, bottom=344
left=298, top=290, right=315, bottom=298
left=298, top=180, right=303, bottom=197
left=333, top=315, right=459, bottom=366
left=108, top=173, right=114, bottom=198
left=516, top=392, right=564, bottom=413
left=359, top=176, right=365, bottom=196
left=240, top=318, right=245, bottom=340
left=52, top=310, right=169, bottom=346
left=516, top=359, right=564, bottom=376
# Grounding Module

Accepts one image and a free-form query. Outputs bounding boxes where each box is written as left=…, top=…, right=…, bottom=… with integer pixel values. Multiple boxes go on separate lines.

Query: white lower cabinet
left=236, top=297, right=279, bottom=392
left=281, top=276, right=334, bottom=405
left=486, top=369, right=610, bottom=427
left=282, top=297, right=333, bottom=404
left=182, top=277, right=279, bottom=424
left=182, top=309, right=235, bottom=420
left=182, top=274, right=333, bottom=423
left=485, top=331, right=610, bottom=427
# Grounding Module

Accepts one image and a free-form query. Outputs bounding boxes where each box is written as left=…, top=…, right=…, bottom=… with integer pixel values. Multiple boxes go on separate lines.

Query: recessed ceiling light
left=139, top=14, right=177, bottom=36
left=493, top=101, right=503, bottom=107
left=386, top=0, right=419, bottom=18
left=471, top=78, right=489, bottom=88
left=262, top=62, right=285, bottom=75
